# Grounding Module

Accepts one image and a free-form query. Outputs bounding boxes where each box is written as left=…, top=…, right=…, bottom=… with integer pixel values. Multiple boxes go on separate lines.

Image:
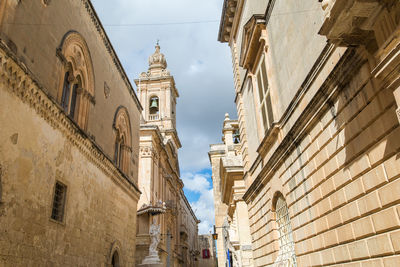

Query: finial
left=156, top=39, right=160, bottom=46
left=224, top=113, right=230, bottom=121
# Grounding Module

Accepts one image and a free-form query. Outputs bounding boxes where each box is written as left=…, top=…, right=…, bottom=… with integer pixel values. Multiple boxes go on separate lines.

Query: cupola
left=149, top=42, right=167, bottom=70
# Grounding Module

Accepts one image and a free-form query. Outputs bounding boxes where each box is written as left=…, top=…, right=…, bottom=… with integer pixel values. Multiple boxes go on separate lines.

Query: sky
left=91, top=0, right=237, bottom=234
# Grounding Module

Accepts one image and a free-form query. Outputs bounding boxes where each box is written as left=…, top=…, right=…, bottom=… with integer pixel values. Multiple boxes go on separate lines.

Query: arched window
left=58, top=31, right=94, bottom=130
left=273, top=193, right=297, bottom=266
left=111, top=251, right=120, bottom=267
left=113, top=107, right=132, bottom=174
left=114, top=136, right=125, bottom=169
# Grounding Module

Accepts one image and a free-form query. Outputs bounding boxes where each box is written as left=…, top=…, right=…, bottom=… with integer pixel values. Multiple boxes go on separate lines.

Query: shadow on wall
left=332, top=51, right=399, bottom=185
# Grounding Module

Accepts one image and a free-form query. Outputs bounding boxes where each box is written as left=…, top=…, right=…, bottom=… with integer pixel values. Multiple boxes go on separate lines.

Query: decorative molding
left=42, top=0, right=51, bottom=7
left=139, top=146, right=155, bottom=158
left=0, top=42, right=140, bottom=200
left=104, top=81, right=110, bottom=99
left=218, top=0, right=239, bottom=42
left=239, top=15, right=266, bottom=70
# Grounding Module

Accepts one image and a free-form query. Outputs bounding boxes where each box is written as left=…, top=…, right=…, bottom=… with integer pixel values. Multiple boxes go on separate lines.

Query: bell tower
left=134, top=43, right=181, bottom=149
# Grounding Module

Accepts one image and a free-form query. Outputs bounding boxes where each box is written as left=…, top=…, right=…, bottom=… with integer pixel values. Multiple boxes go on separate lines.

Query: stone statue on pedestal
left=138, top=219, right=162, bottom=267
left=149, top=220, right=161, bottom=255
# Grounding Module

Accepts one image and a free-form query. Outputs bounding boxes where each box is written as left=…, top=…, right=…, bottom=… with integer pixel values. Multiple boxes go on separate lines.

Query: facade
left=218, top=0, right=400, bottom=266
left=209, top=114, right=254, bottom=267
left=135, top=44, right=200, bottom=267
left=0, top=0, right=142, bottom=266
left=198, top=234, right=217, bottom=267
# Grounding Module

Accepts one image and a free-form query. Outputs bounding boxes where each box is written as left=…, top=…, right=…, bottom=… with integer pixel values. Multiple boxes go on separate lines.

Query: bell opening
left=149, top=97, right=159, bottom=114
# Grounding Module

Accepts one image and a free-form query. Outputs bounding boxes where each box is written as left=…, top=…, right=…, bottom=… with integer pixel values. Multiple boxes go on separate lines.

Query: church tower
left=134, top=43, right=181, bottom=150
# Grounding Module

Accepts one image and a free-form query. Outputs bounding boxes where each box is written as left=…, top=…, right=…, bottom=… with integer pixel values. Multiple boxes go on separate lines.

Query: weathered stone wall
left=219, top=0, right=400, bottom=266
left=266, top=0, right=326, bottom=120
left=197, top=235, right=217, bottom=267
left=0, top=0, right=141, bottom=181
left=247, top=56, right=400, bottom=266
left=0, top=47, right=139, bottom=266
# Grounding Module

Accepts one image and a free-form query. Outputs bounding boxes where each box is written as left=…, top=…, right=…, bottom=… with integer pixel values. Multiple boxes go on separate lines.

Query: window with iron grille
left=51, top=181, right=67, bottom=222
left=273, top=195, right=297, bottom=266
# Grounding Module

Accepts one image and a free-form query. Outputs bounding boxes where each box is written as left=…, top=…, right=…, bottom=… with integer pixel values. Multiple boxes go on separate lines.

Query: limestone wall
left=0, top=0, right=141, bottom=181
left=265, top=0, right=326, bottom=120
left=0, top=47, right=140, bottom=266
left=247, top=57, right=400, bottom=266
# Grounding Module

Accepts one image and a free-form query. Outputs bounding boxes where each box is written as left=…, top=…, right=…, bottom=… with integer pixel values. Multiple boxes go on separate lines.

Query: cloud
left=187, top=60, right=205, bottom=75
left=91, top=0, right=236, bottom=234
left=182, top=171, right=215, bottom=234
left=91, top=0, right=237, bottom=172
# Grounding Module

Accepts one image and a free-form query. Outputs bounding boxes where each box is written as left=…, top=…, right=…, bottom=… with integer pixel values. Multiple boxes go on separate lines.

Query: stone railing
left=148, top=114, right=159, bottom=121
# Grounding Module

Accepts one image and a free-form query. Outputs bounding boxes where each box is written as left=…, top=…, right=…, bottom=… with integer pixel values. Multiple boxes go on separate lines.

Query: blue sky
left=183, top=169, right=212, bottom=203
left=91, top=0, right=237, bottom=234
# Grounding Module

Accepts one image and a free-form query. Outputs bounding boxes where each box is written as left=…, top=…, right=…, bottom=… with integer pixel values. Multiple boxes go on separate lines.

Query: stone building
left=209, top=113, right=254, bottom=267
left=0, top=0, right=142, bottom=266
left=135, top=44, right=200, bottom=267
left=198, top=234, right=217, bottom=267
left=217, top=0, right=400, bottom=266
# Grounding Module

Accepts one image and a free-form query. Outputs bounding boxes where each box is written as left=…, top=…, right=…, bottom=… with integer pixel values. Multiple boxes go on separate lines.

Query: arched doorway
left=111, top=251, right=120, bottom=267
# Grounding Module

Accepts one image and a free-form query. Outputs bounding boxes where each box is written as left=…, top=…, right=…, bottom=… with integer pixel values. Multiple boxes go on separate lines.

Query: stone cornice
left=239, top=15, right=267, bottom=70
left=0, top=41, right=141, bottom=200
left=243, top=47, right=366, bottom=202
left=80, top=0, right=143, bottom=111
left=218, top=0, right=245, bottom=43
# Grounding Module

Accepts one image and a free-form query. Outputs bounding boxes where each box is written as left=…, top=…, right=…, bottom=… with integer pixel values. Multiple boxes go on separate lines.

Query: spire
left=149, top=41, right=167, bottom=69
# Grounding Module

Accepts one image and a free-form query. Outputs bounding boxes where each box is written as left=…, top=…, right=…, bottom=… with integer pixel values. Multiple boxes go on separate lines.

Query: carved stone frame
left=57, top=31, right=95, bottom=131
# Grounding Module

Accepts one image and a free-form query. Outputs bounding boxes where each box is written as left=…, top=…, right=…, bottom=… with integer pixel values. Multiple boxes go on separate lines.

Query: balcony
left=318, top=0, right=396, bottom=48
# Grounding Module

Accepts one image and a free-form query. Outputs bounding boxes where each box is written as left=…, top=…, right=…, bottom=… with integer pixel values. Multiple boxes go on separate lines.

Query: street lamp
left=212, top=224, right=229, bottom=240
left=212, top=233, right=218, bottom=240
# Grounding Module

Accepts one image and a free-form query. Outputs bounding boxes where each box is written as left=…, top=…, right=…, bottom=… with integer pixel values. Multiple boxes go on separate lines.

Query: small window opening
left=51, top=181, right=67, bottom=222
left=114, top=134, right=125, bottom=169
left=233, top=129, right=240, bottom=144
left=61, top=70, right=81, bottom=120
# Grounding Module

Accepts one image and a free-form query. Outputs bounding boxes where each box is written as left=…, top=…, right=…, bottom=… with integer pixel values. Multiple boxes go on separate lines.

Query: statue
left=139, top=219, right=162, bottom=266
left=149, top=219, right=161, bottom=255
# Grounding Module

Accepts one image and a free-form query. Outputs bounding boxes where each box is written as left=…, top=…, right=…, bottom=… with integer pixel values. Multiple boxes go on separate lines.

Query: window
left=113, top=107, right=132, bottom=174
left=256, top=58, right=273, bottom=133
left=58, top=32, right=94, bottom=130
left=273, top=194, right=297, bottom=266
left=61, top=70, right=81, bottom=119
left=114, top=136, right=125, bottom=169
left=202, top=249, right=210, bottom=259
left=51, top=182, right=67, bottom=222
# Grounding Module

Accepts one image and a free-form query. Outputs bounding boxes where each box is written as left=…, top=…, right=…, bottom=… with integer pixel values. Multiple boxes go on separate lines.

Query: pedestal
left=138, top=252, right=162, bottom=267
